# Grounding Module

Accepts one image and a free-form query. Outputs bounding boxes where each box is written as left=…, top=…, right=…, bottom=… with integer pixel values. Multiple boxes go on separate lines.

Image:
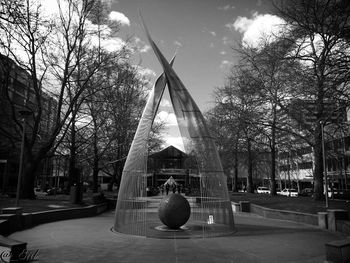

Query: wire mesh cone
left=113, top=17, right=235, bottom=238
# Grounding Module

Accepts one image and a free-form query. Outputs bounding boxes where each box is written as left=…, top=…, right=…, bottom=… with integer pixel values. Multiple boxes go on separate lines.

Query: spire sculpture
left=113, top=17, right=235, bottom=238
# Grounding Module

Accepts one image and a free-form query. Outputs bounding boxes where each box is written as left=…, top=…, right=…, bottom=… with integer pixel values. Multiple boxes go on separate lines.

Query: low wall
left=336, top=220, right=350, bottom=235
left=0, top=203, right=108, bottom=236
left=0, top=219, right=10, bottom=236
left=250, top=204, right=319, bottom=226
left=29, top=204, right=107, bottom=226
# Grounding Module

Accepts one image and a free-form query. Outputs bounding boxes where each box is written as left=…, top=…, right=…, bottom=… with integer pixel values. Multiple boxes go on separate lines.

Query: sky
left=111, top=0, right=276, bottom=109
left=104, top=0, right=284, bottom=151
left=34, top=0, right=283, bottom=151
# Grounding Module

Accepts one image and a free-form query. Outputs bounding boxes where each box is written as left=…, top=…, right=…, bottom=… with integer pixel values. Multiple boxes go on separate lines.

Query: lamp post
left=15, top=110, right=31, bottom=207
left=320, top=121, right=329, bottom=208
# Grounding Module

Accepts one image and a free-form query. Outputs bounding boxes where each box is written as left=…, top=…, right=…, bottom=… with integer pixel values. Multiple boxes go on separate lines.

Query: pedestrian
left=166, top=184, right=169, bottom=195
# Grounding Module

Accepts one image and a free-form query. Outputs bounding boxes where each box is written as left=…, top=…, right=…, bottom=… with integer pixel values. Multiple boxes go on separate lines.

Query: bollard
left=318, top=212, right=328, bottom=229
left=327, top=209, right=348, bottom=232
left=239, top=201, right=250, bottom=213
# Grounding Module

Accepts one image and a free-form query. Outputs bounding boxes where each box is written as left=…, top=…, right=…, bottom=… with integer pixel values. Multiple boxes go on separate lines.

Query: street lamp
left=320, top=121, right=329, bottom=208
left=15, top=110, right=31, bottom=207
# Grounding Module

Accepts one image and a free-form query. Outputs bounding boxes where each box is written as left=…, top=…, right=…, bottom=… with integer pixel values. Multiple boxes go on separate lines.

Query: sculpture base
left=113, top=219, right=235, bottom=239
left=155, top=225, right=190, bottom=232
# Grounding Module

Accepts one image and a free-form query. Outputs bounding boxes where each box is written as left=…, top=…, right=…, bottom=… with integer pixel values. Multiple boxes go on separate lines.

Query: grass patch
left=230, top=192, right=350, bottom=215
left=0, top=194, right=90, bottom=213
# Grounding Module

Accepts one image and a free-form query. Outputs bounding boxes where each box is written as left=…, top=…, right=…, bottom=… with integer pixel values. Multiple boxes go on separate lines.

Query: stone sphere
left=158, top=193, right=191, bottom=229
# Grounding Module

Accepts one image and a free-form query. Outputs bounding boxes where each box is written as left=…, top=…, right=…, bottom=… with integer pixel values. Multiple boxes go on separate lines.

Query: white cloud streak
left=174, top=41, right=183, bottom=48
left=220, top=60, right=232, bottom=69
left=132, top=37, right=151, bottom=53
left=135, top=66, right=156, bottom=78
left=226, top=12, right=285, bottom=48
left=218, top=4, right=235, bottom=11
left=156, top=111, right=178, bottom=126
left=109, top=11, right=130, bottom=26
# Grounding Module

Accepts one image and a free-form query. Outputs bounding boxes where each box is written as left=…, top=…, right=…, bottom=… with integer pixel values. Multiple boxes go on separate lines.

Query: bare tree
left=206, top=107, right=243, bottom=192
left=0, top=0, right=127, bottom=198
left=273, top=0, right=350, bottom=200
left=233, top=37, right=304, bottom=195
left=77, top=61, right=154, bottom=192
left=212, top=66, right=264, bottom=193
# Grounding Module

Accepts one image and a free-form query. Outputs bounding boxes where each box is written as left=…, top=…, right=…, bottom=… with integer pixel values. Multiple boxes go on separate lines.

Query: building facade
left=0, top=54, right=58, bottom=193
left=146, top=146, right=201, bottom=191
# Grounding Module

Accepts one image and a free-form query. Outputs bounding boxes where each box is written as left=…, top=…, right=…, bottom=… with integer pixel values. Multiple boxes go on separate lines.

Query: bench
left=0, top=235, right=27, bottom=262
left=1, top=208, right=23, bottom=215
left=325, top=239, right=350, bottom=263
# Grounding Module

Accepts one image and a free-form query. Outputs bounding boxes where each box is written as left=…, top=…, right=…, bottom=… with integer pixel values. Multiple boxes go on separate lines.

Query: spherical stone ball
left=158, top=193, right=191, bottom=229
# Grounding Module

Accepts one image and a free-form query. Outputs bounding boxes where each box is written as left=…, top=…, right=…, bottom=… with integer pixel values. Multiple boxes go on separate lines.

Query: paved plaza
left=8, top=210, right=347, bottom=263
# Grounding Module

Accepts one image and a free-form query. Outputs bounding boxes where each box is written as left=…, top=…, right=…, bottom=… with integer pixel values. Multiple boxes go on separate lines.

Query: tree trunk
left=92, top=123, right=99, bottom=193
left=92, top=159, right=99, bottom=193
left=233, top=142, right=239, bottom=192
left=68, top=116, right=77, bottom=190
left=270, top=112, right=277, bottom=195
left=247, top=138, right=254, bottom=193
left=313, top=123, right=324, bottom=200
left=21, top=153, right=40, bottom=199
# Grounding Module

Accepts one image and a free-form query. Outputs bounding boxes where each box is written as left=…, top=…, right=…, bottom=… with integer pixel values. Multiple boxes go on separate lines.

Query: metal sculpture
left=113, top=16, right=235, bottom=238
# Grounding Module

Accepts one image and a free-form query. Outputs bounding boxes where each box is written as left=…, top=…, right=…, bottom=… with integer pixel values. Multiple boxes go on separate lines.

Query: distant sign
left=0, top=160, right=7, bottom=163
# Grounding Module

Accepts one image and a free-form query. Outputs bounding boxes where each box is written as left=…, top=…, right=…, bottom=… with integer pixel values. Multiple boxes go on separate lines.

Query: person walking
left=177, top=184, right=181, bottom=194
left=166, top=184, right=169, bottom=195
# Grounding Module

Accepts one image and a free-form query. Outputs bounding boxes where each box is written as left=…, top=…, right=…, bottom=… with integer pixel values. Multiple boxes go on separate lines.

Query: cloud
left=40, top=0, right=60, bottom=17
left=160, top=99, right=172, bottom=108
left=90, top=36, right=127, bottom=52
left=132, top=37, right=151, bottom=53
left=228, top=16, right=252, bottom=33
left=39, top=2, right=129, bottom=53
left=226, top=12, right=285, bottom=48
left=220, top=60, right=232, bottom=69
left=174, top=41, right=183, bottom=48
left=109, top=11, right=130, bottom=26
left=222, top=36, right=231, bottom=46
left=139, top=44, right=151, bottom=53
left=220, top=50, right=227, bottom=55
left=136, top=66, right=156, bottom=78
left=163, top=136, right=185, bottom=152
left=202, top=28, right=217, bottom=37
left=218, top=4, right=235, bottom=11
left=156, top=111, right=178, bottom=126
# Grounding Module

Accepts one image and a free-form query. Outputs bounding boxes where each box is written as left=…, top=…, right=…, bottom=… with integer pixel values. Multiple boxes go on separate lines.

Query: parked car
left=280, top=188, right=298, bottom=197
left=146, top=186, right=159, bottom=196
left=325, top=188, right=343, bottom=198
left=299, top=188, right=313, bottom=196
left=257, top=187, right=270, bottom=194
left=34, top=188, right=48, bottom=196
left=46, top=187, right=65, bottom=195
